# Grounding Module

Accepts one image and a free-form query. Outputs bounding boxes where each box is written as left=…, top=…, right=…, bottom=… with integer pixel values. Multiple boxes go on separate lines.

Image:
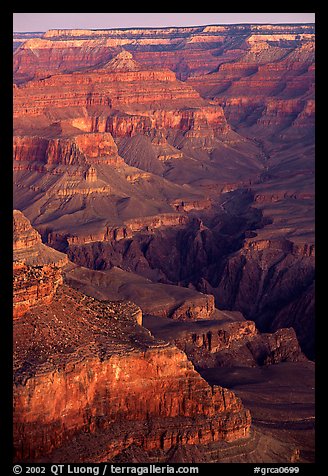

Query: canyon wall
left=13, top=210, right=68, bottom=318
left=62, top=194, right=314, bottom=359
left=13, top=211, right=252, bottom=462
left=13, top=133, right=123, bottom=168
left=14, top=24, right=314, bottom=83
left=13, top=22, right=315, bottom=462
left=15, top=334, right=250, bottom=461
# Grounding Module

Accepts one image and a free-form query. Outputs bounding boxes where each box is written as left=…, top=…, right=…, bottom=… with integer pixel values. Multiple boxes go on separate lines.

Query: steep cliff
left=14, top=286, right=251, bottom=462
left=214, top=237, right=315, bottom=359
left=13, top=23, right=315, bottom=463
left=13, top=132, right=123, bottom=169
left=13, top=211, right=252, bottom=462
left=14, top=24, right=314, bottom=83
left=13, top=210, right=68, bottom=318
left=14, top=285, right=251, bottom=462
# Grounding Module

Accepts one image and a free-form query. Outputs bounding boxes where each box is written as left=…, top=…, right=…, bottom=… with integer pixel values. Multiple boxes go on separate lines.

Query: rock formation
left=58, top=192, right=313, bottom=358
left=13, top=22, right=315, bottom=463
left=61, top=257, right=313, bottom=463
left=13, top=24, right=314, bottom=83
left=13, top=211, right=252, bottom=462
left=13, top=210, right=68, bottom=318
left=64, top=262, right=306, bottom=369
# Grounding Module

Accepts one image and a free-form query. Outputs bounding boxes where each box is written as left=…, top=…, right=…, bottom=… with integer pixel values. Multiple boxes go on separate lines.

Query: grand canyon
left=13, top=21, right=315, bottom=464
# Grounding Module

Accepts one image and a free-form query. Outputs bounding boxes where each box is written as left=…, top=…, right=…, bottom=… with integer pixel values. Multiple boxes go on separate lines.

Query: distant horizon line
left=13, top=21, right=315, bottom=34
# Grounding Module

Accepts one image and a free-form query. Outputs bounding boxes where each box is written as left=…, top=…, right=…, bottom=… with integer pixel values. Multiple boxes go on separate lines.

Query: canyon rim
left=12, top=13, right=315, bottom=466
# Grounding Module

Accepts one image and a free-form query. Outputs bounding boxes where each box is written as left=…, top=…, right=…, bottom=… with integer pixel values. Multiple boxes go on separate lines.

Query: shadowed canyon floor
left=13, top=22, right=315, bottom=463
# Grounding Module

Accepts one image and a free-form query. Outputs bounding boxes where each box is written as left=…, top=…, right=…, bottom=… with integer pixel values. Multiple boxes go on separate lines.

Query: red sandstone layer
left=13, top=24, right=314, bottom=83
left=13, top=62, right=204, bottom=117
left=14, top=285, right=251, bottom=462
left=13, top=210, right=68, bottom=317
left=13, top=132, right=123, bottom=167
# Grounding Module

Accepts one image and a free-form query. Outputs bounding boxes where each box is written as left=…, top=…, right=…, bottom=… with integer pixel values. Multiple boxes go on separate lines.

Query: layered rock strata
left=14, top=285, right=251, bottom=462
left=13, top=24, right=314, bottom=84
left=13, top=133, right=123, bottom=168
left=13, top=54, right=205, bottom=117
left=64, top=264, right=217, bottom=321
left=12, top=22, right=315, bottom=463
left=13, top=24, right=314, bottom=138
left=13, top=210, right=68, bottom=318
left=13, top=211, right=252, bottom=462
left=142, top=315, right=306, bottom=371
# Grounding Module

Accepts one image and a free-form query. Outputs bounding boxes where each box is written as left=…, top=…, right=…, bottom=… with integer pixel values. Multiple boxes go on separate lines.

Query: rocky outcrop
left=143, top=313, right=306, bottom=371
left=14, top=283, right=251, bottom=462
left=170, top=197, right=211, bottom=212
left=214, top=238, right=315, bottom=359
left=85, top=165, right=97, bottom=182
left=13, top=210, right=68, bottom=318
left=105, top=105, right=230, bottom=141
left=74, top=132, right=122, bottom=163
left=57, top=213, right=189, bottom=248
left=102, top=50, right=141, bottom=71
left=13, top=262, right=63, bottom=319
left=14, top=209, right=41, bottom=250
left=170, top=294, right=215, bottom=320
left=64, top=264, right=218, bottom=322
left=192, top=324, right=305, bottom=367
left=13, top=132, right=123, bottom=168
left=14, top=24, right=314, bottom=84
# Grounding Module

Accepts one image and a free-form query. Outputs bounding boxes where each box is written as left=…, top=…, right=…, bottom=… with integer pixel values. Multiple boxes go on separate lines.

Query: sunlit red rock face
left=13, top=24, right=314, bottom=82
left=188, top=31, right=314, bottom=141
left=14, top=307, right=251, bottom=462
left=13, top=24, right=314, bottom=138
left=13, top=214, right=312, bottom=463
left=14, top=209, right=41, bottom=250
left=13, top=49, right=230, bottom=154
left=13, top=45, right=261, bottom=249
left=13, top=25, right=314, bottom=351
left=13, top=66, right=204, bottom=116
left=58, top=261, right=313, bottom=462
left=13, top=23, right=314, bottom=175
left=13, top=23, right=315, bottom=462
left=13, top=133, right=123, bottom=169
left=13, top=210, right=68, bottom=318
left=13, top=211, right=252, bottom=463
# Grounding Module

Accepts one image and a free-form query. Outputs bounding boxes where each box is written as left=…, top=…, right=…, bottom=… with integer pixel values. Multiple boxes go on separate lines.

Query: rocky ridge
left=13, top=211, right=252, bottom=462
left=13, top=23, right=315, bottom=462
left=13, top=210, right=68, bottom=318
